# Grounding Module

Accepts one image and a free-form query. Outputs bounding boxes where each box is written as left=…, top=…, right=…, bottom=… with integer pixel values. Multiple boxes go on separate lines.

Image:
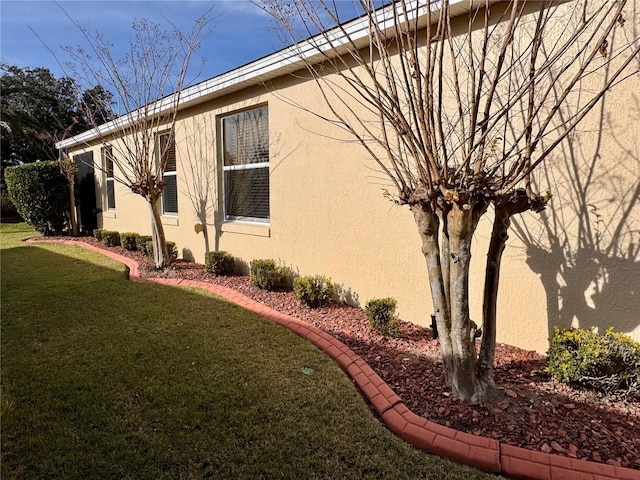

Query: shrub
left=142, top=239, right=178, bottom=261
left=166, top=241, right=178, bottom=261
left=94, top=228, right=105, bottom=241
left=120, top=232, right=139, bottom=251
left=145, top=240, right=154, bottom=257
left=250, top=259, right=290, bottom=291
left=365, top=297, right=399, bottom=336
left=205, top=251, right=235, bottom=276
left=1, top=190, right=19, bottom=218
left=136, top=235, right=152, bottom=256
left=5, top=161, right=69, bottom=235
left=102, top=231, right=121, bottom=247
left=293, top=275, right=335, bottom=308
left=546, top=327, right=640, bottom=399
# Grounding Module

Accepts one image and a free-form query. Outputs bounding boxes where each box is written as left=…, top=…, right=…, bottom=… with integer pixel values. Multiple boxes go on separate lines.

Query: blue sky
left=0, top=0, right=292, bottom=86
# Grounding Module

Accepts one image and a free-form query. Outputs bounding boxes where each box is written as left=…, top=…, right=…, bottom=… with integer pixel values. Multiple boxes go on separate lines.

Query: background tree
left=0, top=64, right=113, bottom=165
left=0, top=64, right=115, bottom=233
left=261, top=0, right=640, bottom=401
left=60, top=11, right=213, bottom=268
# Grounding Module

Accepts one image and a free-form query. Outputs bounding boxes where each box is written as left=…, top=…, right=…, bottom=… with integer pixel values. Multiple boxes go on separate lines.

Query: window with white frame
left=221, top=105, right=269, bottom=222
left=102, top=146, right=115, bottom=210
left=156, top=131, right=178, bottom=215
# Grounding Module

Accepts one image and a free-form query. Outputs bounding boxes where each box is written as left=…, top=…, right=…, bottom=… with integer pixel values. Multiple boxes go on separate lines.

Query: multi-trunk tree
left=61, top=12, right=212, bottom=268
left=262, top=0, right=640, bottom=401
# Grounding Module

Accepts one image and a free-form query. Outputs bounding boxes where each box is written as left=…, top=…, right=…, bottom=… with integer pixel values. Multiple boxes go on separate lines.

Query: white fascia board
left=56, top=0, right=500, bottom=150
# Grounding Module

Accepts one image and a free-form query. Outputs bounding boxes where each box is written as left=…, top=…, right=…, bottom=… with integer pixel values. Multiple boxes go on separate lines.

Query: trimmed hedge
left=293, top=275, right=334, bottom=308
left=546, top=327, right=640, bottom=399
left=143, top=239, right=178, bottom=261
left=5, top=161, right=69, bottom=235
left=365, top=297, right=399, bottom=337
left=94, top=228, right=105, bottom=241
left=205, top=251, right=235, bottom=276
left=250, top=259, right=290, bottom=291
left=136, top=235, right=153, bottom=256
left=166, top=241, right=178, bottom=261
left=102, top=231, right=121, bottom=247
left=121, top=232, right=139, bottom=251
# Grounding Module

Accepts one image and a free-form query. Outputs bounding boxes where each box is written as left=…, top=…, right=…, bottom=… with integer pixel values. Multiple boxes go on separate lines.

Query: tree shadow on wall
left=180, top=115, right=218, bottom=256
left=512, top=90, right=639, bottom=339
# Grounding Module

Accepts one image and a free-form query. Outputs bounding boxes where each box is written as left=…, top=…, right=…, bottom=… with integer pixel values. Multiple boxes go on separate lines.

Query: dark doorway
left=73, top=152, right=98, bottom=234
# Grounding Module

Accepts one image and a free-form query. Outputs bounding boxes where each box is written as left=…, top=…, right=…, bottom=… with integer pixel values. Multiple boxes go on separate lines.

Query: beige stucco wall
left=67, top=2, right=639, bottom=353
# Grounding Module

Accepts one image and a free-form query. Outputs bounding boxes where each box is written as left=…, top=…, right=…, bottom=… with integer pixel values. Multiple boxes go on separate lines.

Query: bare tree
left=61, top=11, right=213, bottom=268
left=261, top=0, right=640, bottom=401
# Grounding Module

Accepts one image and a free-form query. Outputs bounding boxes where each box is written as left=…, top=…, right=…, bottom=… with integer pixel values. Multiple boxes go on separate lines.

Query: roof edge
left=57, top=0, right=500, bottom=150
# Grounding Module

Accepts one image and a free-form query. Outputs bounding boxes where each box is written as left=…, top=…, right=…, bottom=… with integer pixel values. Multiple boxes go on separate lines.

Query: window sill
left=103, top=211, right=116, bottom=219
left=162, top=215, right=179, bottom=226
left=221, top=221, right=270, bottom=237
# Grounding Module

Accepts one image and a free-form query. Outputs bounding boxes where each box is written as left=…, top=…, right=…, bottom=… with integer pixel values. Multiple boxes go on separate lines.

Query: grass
left=1, top=223, right=498, bottom=479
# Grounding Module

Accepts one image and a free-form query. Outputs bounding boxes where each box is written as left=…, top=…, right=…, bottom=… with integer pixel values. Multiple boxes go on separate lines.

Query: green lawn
left=1, top=223, right=497, bottom=479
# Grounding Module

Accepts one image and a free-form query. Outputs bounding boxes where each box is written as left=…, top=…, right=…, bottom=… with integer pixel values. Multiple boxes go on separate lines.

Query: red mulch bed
left=47, top=236, right=640, bottom=469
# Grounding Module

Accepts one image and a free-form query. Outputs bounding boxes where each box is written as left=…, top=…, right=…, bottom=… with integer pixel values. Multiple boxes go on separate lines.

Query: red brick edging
left=27, top=238, right=640, bottom=480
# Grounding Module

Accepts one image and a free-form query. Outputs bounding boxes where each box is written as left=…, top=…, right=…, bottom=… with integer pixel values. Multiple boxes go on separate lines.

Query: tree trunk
left=414, top=200, right=497, bottom=402
left=479, top=192, right=543, bottom=384
left=68, top=179, right=79, bottom=237
left=412, top=204, right=454, bottom=380
left=446, top=204, right=497, bottom=401
left=478, top=206, right=511, bottom=386
left=148, top=197, right=169, bottom=269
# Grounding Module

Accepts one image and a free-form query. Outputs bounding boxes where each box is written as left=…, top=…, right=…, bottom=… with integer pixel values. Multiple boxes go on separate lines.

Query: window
left=102, top=146, right=115, bottom=210
left=156, top=131, right=178, bottom=215
left=221, top=105, right=269, bottom=222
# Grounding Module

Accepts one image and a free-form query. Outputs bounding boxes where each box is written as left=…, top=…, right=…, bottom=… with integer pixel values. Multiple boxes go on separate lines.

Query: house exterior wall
left=66, top=2, right=639, bottom=354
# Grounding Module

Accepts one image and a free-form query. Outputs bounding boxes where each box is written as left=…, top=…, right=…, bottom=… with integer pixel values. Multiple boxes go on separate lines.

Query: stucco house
left=57, top=0, right=639, bottom=353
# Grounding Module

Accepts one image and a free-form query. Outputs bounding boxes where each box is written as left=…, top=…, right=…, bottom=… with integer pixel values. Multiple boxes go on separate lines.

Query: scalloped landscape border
left=26, top=237, right=640, bottom=480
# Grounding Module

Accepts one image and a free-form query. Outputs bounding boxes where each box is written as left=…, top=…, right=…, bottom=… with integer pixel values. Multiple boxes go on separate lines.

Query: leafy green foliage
left=250, top=259, right=290, bottom=291
left=546, top=327, right=640, bottom=399
left=120, top=232, right=139, bottom=251
left=93, top=228, right=105, bottom=241
left=365, top=298, right=399, bottom=337
left=102, top=231, right=121, bottom=247
left=166, top=241, right=178, bottom=261
left=0, top=64, right=114, bottom=165
left=136, top=235, right=152, bottom=256
left=143, top=239, right=178, bottom=261
left=5, top=161, right=68, bottom=235
left=293, top=275, right=335, bottom=308
left=205, top=251, right=235, bottom=276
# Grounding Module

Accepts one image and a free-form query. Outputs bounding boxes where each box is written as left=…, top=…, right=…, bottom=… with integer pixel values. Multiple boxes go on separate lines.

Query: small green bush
left=136, top=235, right=152, bottom=256
left=166, top=241, right=178, bottom=261
left=365, top=297, right=399, bottom=337
left=546, top=327, right=640, bottom=399
left=250, top=259, right=290, bottom=291
left=143, top=239, right=178, bottom=261
left=120, top=232, right=139, bottom=251
left=5, top=161, right=69, bottom=235
left=293, top=275, right=335, bottom=308
left=205, top=251, right=235, bottom=276
left=94, top=228, right=105, bottom=241
left=102, top=231, right=121, bottom=247
left=120, top=232, right=140, bottom=251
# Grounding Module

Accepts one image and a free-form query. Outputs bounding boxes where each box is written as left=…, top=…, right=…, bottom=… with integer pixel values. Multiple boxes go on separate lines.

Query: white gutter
left=56, top=0, right=501, bottom=150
